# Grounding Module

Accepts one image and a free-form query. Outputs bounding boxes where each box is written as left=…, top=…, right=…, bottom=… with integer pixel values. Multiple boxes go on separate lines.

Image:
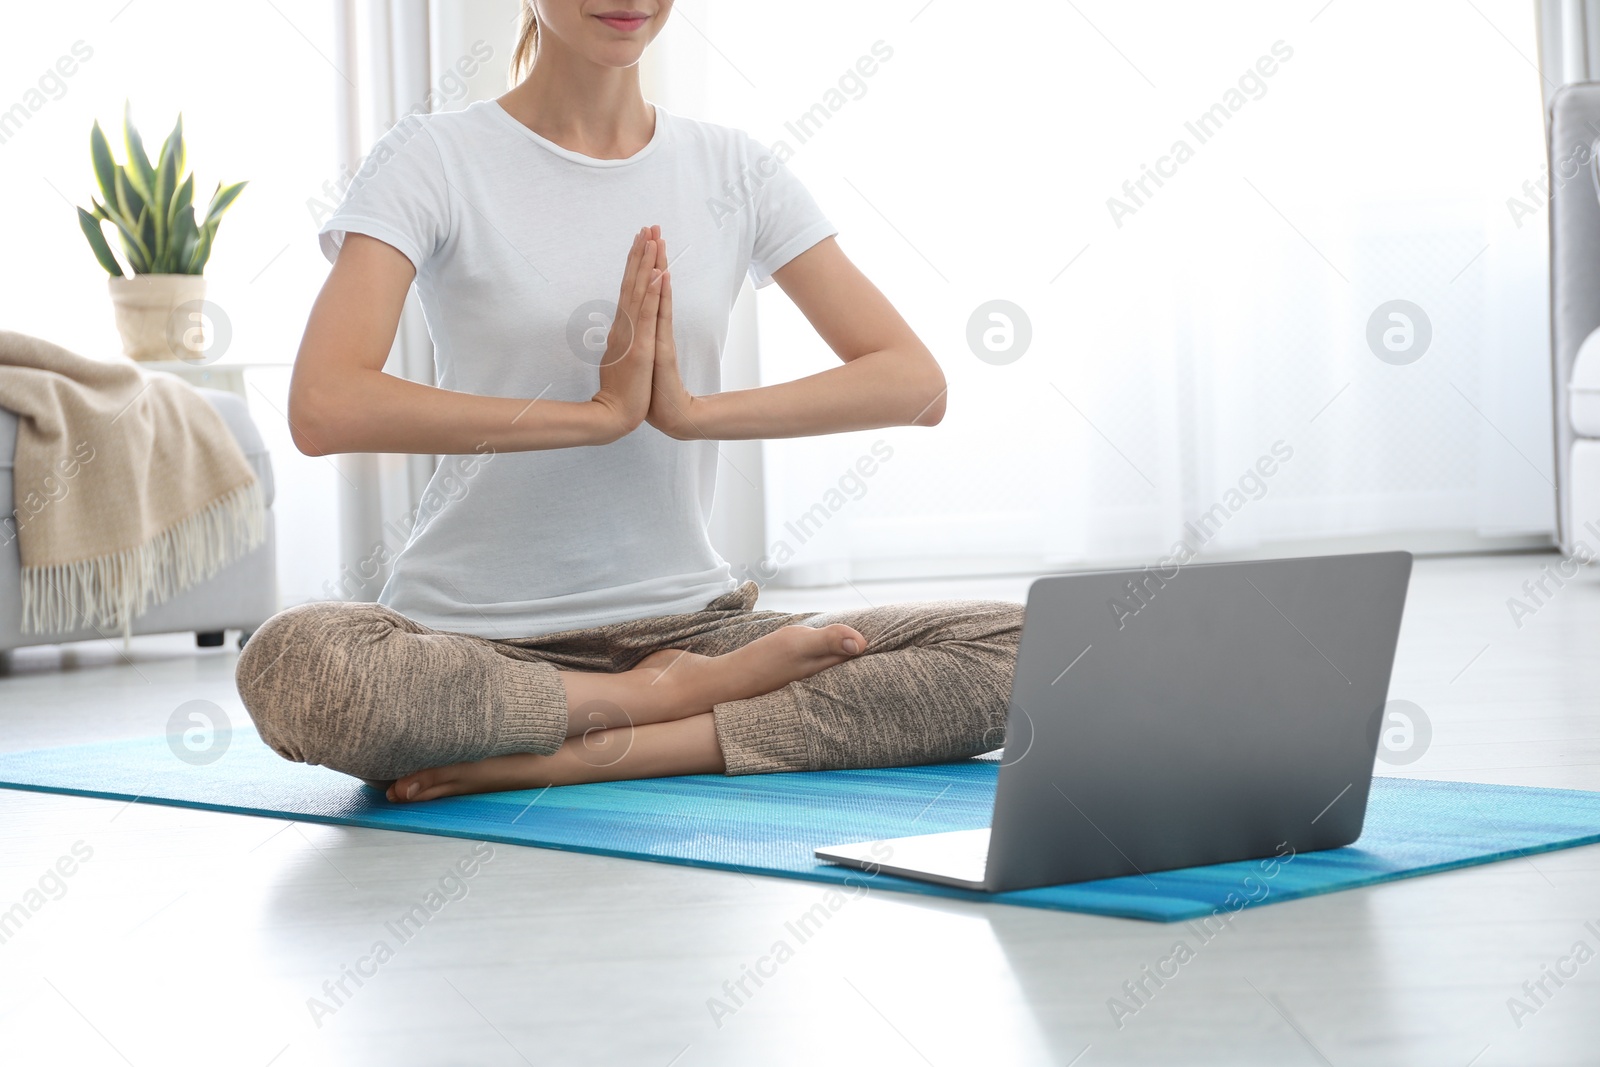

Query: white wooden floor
left=0, top=553, right=1596, bottom=1066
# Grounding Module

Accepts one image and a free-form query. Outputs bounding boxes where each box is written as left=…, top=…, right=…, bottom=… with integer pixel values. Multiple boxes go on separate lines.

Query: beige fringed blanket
left=0, top=330, right=264, bottom=636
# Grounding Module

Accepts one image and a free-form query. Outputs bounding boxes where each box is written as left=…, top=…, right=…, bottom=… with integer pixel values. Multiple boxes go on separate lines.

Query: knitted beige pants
left=235, top=581, right=1022, bottom=782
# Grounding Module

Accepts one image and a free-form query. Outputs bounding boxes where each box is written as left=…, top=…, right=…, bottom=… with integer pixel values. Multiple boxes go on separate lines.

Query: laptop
left=814, top=551, right=1412, bottom=892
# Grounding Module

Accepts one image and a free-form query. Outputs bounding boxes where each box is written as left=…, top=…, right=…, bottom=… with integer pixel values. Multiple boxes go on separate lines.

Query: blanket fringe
left=19, top=479, right=266, bottom=636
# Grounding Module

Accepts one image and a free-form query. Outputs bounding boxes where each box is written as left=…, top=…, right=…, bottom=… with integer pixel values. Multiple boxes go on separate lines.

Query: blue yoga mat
left=2, top=727, right=1598, bottom=922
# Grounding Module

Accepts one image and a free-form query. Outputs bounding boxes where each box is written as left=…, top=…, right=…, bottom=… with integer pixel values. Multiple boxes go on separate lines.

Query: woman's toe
left=817, top=623, right=867, bottom=656
left=389, top=768, right=445, bottom=802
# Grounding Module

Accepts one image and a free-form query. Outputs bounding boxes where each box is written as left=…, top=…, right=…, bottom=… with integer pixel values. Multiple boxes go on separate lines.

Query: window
left=1, top=1, right=343, bottom=602
left=657, top=0, right=1553, bottom=581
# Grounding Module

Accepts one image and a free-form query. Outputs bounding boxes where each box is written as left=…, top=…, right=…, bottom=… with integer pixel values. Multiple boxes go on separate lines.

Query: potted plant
left=75, top=103, right=246, bottom=362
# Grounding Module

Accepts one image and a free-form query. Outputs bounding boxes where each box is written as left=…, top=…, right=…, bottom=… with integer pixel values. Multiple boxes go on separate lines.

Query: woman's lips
left=596, top=14, right=648, bottom=32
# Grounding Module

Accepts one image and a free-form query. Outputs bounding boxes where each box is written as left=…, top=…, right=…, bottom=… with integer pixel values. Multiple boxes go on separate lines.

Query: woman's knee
left=961, top=599, right=1024, bottom=644
left=235, top=600, right=422, bottom=773
left=826, top=598, right=1023, bottom=651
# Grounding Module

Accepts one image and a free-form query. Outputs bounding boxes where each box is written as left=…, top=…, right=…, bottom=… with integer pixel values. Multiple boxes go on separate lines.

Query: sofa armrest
left=0, top=381, right=274, bottom=509
left=193, top=387, right=275, bottom=508
left=0, top=380, right=279, bottom=651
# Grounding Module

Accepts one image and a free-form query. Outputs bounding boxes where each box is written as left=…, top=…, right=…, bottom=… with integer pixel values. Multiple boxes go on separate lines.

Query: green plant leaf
left=201, top=180, right=246, bottom=226
left=138, top=202, right=156, bottom=262
left=179, top=181, right=246, bottom=275
left=158, top=114, right=184, bottom=189
left=187, top=221, right=214, bottom=274
left=122, top=101, right=155, bottom=202
left=96, top=196, right=137, bottom=243
left=166, top=173, right=193, bottom=249
left=112, top=167, right=140, bottom=228
left=107, top=211, right=150, bottom=273
left=171, top=203, right=199, bottom=275
left=89, top=121, right=118, bottom=206
left=77, top=208, right=124, bottom=277
left=107, top=172, right=151, bottom=271
left=152, top=137, right=175, bottom=264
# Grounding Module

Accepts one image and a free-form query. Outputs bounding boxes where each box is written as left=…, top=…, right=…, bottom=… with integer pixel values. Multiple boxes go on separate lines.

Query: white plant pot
left=108, top=274, right=207, bottom=362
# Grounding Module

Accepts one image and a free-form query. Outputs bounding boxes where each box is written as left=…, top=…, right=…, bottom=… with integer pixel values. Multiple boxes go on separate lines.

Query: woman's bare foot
left=385, top=714, right=725, bottom=803
left=384, top=623, right=867, bottom=803
left=562, top=622, right=868, bottom=735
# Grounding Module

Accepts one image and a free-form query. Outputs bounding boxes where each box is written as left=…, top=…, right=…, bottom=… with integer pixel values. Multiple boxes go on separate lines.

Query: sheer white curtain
left=328, top=0, right=518, bottom=600
left=1539, top=0, right=1600, bottom=97
left=653, top=0, right=1556, bottom=584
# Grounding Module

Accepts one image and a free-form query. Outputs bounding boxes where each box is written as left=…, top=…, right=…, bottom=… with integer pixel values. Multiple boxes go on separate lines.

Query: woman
left=236, top=0, right=1023, bottom=802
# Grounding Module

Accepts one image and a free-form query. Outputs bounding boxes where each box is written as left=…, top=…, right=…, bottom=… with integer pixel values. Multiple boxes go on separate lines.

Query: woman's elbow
left=287, top=380, right=340, bottom=457
left=909, top=351, right=947, bottom=426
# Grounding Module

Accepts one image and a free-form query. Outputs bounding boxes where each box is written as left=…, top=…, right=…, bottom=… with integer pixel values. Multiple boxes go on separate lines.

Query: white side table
left=138, top=359, right=292, bottom=400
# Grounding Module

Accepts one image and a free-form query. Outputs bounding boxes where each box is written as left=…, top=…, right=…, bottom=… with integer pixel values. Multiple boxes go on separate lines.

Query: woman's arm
left=646, top=236, right=947, bottom=441
left=288, top=229, right=662, bottom=457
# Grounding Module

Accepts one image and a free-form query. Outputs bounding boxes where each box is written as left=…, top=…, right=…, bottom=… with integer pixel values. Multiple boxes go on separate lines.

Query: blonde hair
left=510, top=2, right=539, bottom=84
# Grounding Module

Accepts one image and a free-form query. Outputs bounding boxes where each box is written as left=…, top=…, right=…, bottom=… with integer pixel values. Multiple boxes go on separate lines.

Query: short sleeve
left=318, top=115, right=450, bottom=273
left=744, top=137, right=838, bottom=289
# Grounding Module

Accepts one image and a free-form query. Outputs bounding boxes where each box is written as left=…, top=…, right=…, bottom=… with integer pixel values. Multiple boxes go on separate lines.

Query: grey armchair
left=0, top=386, right=277, bottom=652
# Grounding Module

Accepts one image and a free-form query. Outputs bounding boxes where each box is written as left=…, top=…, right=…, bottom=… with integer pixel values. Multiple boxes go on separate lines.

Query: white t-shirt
left=318, top=99, right=837, bottom=638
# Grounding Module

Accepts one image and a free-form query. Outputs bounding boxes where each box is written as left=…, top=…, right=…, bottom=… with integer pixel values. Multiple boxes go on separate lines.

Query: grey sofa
left=1549, top=84, right=1600, bottom=551
left=0, top=386, right=277, bottom=652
